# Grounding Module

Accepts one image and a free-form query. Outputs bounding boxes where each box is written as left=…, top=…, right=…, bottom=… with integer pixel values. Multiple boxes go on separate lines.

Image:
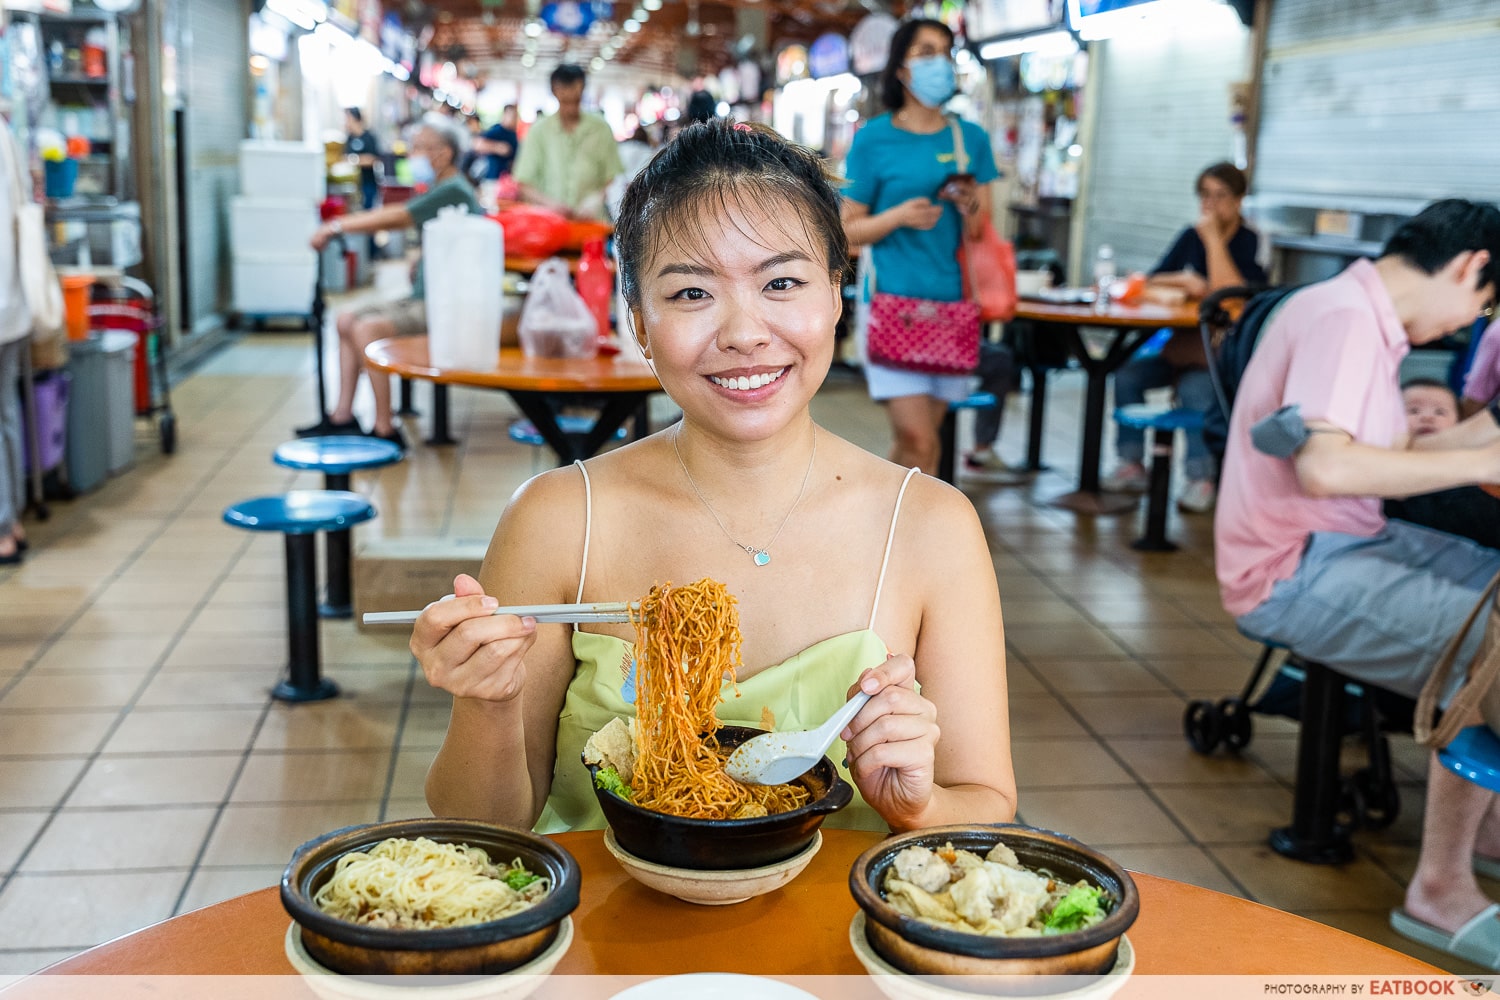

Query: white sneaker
left=1178, top=479, right=1217, bottom=513
left=1101, top=461, right=1149, bottom=493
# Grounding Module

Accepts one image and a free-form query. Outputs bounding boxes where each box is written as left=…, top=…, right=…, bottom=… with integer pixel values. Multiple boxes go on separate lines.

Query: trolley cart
left=88, top=276, right=176, bottom=455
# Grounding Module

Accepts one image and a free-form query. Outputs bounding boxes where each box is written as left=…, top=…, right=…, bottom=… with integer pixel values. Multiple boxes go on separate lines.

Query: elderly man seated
left=1216, top=199, right=1500, bottom=969
left=301, top=114, right=482, bottom=449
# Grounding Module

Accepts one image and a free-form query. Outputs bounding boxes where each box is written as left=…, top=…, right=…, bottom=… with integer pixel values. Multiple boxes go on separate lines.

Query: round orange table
left=365, top=337, right=660, bottom=463
left=1013, top=296, right=1201, bottom=515
left=39, top=829, right=1439, bottom=980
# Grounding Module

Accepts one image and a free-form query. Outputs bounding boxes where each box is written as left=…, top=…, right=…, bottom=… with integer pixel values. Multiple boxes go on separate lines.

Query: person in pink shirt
left=1464, top=318, right=1500, bottom=415
left=1216, top=199, right=1500, bottom=969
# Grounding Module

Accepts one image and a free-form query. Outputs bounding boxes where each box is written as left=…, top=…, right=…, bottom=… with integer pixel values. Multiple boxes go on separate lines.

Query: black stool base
left=1268, top=825, right=1352, bottom=865
left=318, top=601, right=353, bottom=620
left=273, top=677, right=341, bottom=703
left=1130, top=536, right=1179, bottom=553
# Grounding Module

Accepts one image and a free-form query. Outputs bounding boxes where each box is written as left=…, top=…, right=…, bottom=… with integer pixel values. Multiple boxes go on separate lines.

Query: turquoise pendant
left=753, top=550, right=771, bottom=567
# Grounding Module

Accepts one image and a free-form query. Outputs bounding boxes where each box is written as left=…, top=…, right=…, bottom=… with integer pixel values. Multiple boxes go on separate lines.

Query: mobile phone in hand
left=936, top=173, right=977, bottom=200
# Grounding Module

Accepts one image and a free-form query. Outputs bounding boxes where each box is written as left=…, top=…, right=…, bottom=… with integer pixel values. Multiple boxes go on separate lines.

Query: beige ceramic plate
left=284, top=916, right=573, bottom=1000
left=603, top=827, right=822, bottom=905
left=848, top=913, right=1134, bottom=1000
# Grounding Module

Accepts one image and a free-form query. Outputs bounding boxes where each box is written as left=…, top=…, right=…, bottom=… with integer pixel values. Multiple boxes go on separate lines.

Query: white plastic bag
left=518, top=257, right=598, bottom=359
left=424, top=207, right=503, bottom=370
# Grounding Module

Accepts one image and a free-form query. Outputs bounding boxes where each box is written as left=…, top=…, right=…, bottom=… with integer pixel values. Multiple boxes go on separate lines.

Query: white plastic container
left=424, top=210, right=503, bottom=370
left=234, top=253, right=318, bottom=316
left=239, top=140, right=325, bottom=201
left=231, top=197, right=321, bottom=256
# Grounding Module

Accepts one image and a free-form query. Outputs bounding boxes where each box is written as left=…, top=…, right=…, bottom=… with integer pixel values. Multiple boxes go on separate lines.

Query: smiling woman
left=411, top=119, right=1017, bottom=838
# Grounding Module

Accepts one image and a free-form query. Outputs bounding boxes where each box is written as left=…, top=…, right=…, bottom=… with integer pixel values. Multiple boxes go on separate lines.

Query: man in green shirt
left=301, top=115, right=483, bottom=448
left=513, top=64, right=623, bottom=221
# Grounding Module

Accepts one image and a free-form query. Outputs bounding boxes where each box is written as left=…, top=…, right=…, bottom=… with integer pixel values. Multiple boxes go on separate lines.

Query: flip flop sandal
left=1391, top=904, right=1500, bottom=969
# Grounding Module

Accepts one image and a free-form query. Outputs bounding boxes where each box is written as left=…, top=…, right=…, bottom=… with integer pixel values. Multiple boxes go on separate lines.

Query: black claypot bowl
left=281, top=817, right=581, bottom=976
left=849, top=824, right=1139, bottom=978
left=584, top=724, right=853, bottom=871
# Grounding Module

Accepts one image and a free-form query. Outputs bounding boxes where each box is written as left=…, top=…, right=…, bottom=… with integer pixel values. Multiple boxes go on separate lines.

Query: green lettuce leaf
left=593, top=766, right=633, bottom=800
left=503, top=868, right=540, bottom=891
left=1043, top=883, right=1107, bottom=934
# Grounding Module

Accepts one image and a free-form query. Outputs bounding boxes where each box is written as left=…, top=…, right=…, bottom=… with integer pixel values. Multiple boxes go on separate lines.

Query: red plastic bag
left=491, top=205, right=570, bottom=259
left=959, top=219, right=1017, bottom=323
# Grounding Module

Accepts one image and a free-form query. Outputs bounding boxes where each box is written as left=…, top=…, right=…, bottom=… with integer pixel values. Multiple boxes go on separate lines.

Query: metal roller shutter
left=180, top=0, right=248, bottom=333
left=1256, top=0, right=1500, bottom=204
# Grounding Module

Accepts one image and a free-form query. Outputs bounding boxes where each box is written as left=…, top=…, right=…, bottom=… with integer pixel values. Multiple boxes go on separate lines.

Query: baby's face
left=1403, top=385, right=1459, bottom=436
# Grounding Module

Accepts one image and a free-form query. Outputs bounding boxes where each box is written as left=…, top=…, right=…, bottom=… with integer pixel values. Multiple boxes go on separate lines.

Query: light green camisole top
left=532, top=464, right=922, bottom=835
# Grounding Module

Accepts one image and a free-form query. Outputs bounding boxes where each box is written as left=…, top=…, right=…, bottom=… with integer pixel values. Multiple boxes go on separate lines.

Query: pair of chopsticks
left=361, top=601, right=637, bottom=626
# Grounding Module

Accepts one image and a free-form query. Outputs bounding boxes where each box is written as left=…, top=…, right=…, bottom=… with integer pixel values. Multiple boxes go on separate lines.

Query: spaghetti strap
left=574, top=461, right=593, bottom=628
left=869, top=467, right=921, bottom=630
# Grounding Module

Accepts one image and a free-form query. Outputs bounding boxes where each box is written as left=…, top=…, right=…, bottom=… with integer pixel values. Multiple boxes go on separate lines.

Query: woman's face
left=633, top=196, right=841, bottom=443
left=1198, top=176, right=1242, bottom=228
left=897, top=26, right=953, bottom=93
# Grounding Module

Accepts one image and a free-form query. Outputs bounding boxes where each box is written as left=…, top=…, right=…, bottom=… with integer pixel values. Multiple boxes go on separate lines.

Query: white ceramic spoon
left=723, top=690, right=873, bottom=786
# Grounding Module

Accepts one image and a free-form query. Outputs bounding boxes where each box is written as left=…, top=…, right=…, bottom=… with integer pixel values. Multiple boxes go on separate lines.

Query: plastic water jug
left=424, top=209, right=503, bottom=370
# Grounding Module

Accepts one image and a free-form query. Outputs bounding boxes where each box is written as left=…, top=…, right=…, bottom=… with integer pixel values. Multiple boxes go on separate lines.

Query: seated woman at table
left=1102, top=161, right=1268, bottom=513
left=411, top=119, right=1016, bottom=834
left=302, top=114, right=482, bottom=450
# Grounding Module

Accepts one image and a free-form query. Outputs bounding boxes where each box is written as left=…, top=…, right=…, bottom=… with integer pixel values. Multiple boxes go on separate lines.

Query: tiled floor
left=0, top=314, right=1480, bottom=975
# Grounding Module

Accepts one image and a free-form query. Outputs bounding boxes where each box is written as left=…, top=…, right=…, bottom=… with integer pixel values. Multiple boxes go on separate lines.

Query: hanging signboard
left=775, top=44, right=809, bottom=86
left=807, top=33, right=849, bottom=79
left=849, top=13, right=897, bottom=76
left=541, top=1, right=612, bottom=36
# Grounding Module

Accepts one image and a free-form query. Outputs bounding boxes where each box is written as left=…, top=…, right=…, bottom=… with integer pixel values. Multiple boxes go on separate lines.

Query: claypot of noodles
left=585, top=725, right=852, bottom=870
left=281, top=818, right=581, bottom=975
left=848, top=824, right=1139, bottom=978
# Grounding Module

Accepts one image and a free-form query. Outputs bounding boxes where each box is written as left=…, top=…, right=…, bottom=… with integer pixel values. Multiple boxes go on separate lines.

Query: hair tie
left=732, top=121, right=751, bottom=132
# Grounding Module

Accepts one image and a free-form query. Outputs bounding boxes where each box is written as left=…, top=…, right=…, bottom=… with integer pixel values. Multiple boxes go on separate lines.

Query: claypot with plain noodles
left=281, top=818, right=581, bottom=976
left=584, top=725, right=852, bottom=870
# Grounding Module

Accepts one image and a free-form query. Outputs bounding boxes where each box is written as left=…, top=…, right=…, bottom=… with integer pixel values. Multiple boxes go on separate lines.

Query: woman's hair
left=879, top=19, right=954, bottom=111
left=1196, top=161, right=1248, bottom=199
left=419, top=112, right=469, bottom=164
left=613, top=119, right=849, bottom=308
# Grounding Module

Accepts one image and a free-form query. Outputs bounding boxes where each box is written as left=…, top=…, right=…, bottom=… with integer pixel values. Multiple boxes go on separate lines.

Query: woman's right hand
left=894, top=197, right=944, bottom=232
left=411, top=573, right=538, bottom=703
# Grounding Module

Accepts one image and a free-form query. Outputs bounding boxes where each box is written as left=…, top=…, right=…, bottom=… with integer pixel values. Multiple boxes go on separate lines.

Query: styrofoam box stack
left=232, top=141, right=325, bottom=317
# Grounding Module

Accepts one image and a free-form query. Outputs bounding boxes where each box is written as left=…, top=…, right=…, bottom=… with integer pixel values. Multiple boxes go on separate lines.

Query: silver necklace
left=672, top=426, right=817, bottom=567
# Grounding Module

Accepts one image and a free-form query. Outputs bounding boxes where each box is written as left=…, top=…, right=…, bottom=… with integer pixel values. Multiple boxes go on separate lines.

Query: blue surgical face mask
left=409, top=154, right=436, bottom=186
left=906, top=55, right=956, bottom=108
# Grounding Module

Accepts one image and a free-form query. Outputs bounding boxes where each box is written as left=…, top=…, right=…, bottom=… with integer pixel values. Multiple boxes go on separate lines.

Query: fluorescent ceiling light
left=266, top=0, right=326, bottom=32
left=979, top=29, right=1076, bottom=60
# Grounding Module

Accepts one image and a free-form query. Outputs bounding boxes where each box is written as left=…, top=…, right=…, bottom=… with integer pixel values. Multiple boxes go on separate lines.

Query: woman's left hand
left=842, top=654, right=940, bottom=828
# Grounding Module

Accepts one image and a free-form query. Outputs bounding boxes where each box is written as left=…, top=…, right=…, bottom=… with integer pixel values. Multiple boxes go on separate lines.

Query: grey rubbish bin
left=66, top=330, right=136, bottom=491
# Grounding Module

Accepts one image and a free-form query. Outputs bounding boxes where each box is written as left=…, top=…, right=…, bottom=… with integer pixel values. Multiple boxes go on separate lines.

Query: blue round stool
left=273, top=436, right=403, bottom=619
left=223, top=490, right=376, bottom=702
left=1439, top=725, right=1500, bottom=792
left=1114, top=404, right=1206, bottom=552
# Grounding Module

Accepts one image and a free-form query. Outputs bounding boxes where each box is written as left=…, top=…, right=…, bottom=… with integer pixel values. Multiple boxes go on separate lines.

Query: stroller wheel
left=1184, top=699, right=1222, bottom=754
left=1351, top=766, right=1400, bottom=830
left=1217, top=697, right=1253, bottom=751
left=159, top=412, right=177, bottom=455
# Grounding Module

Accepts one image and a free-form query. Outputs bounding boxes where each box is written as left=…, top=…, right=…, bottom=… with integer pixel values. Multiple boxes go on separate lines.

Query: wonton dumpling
left=986, top=862, right=1052, bottom=934
left=582, top=718, right=637, bottom=784
left=984, top=842, right=1020, bottom=869
left=892, top=845, right=954, bottom=893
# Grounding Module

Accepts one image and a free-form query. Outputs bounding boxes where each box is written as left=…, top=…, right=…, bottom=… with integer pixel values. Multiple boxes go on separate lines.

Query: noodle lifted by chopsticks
left=629, top=579, right=811, bottom=819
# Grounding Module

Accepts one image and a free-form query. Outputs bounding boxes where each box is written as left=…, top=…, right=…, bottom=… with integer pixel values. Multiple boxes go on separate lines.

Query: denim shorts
left=1236, top=520, right=1500, bottom=701
left=864, top=361, right=976, bottom=404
